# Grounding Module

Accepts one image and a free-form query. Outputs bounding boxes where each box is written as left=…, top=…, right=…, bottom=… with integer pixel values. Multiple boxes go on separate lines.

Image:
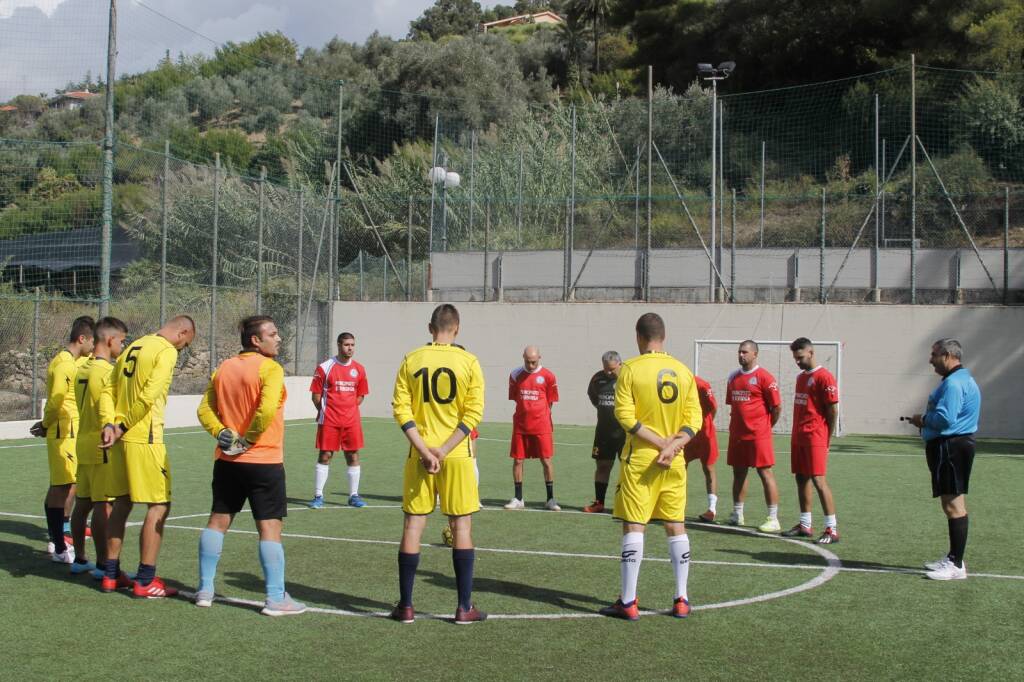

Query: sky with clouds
left=0, top=0, right=462, bottom=100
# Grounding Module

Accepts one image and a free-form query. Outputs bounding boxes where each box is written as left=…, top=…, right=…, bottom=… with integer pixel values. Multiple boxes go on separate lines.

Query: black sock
left=136, top=563, right=156, bottom=586
left=453, top=549, right=475, bottom=611
left=398, top=552, right=420, bottom=607
left=545, top=481, right=554, bottom=501
left=74, top=557, right=89, bottom=565
left=104, top=558, right=120, bottom=580
left=514, top=482, right=523, bottom=501
left=948, top=515, right=969, bottom=568
left=595, top=481, right=608, bottom=504
left=45, top=506, right=65, bottom=552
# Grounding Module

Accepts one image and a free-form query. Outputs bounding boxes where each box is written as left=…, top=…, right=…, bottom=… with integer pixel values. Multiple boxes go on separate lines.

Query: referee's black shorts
left=925, top=434, right=975, bottom=498
left=211, top=458, right=287, bottom=520
left=592, top=430, right=626, bottom=461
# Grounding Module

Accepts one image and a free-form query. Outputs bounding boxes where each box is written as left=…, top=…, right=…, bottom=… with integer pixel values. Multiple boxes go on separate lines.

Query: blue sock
left=198, top=528, right=225, bottom=594
left=136, top=563, right=156, bottom=585
left=104, top=558, right=120, bottom=580
left=398, top=552, right=420, bottom=607
left=259, top=540, right=286, bottom=602
left=63, top=518, right=71, bottom=535
left=453, top=549, right=475, bottom=611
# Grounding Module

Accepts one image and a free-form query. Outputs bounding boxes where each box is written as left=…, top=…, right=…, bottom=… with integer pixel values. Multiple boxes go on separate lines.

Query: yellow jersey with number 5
left=392, top=343, right=484, bottom=455
left=614, top=350, right=702, bottom=462
left=109, top=334, right=178, bottom=445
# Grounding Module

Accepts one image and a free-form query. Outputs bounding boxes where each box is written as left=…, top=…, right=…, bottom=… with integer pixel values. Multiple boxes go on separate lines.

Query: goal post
left=693, top=339, right=843, bottom=437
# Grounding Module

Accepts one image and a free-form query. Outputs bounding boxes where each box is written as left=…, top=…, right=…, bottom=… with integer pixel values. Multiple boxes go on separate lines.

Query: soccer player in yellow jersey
left=194, top=315, right=306, bottom=616
left=69, top=317, right=127, bottom=579
left=391, top=304, right=486, bottom=624
left=101, top=315, right=195, bottom=598
left=31, top=316, right=94, bottom=563
left=601, top=312, right=703, bottom=621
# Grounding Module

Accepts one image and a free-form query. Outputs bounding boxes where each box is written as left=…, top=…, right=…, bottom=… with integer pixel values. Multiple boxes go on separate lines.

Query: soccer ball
left=441, top=525, right=453, bottom=547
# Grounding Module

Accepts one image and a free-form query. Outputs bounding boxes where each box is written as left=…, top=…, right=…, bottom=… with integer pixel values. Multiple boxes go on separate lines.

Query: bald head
left=158, top=314, right=196, bottom=350
left=523, top=345, right=541, bottom=372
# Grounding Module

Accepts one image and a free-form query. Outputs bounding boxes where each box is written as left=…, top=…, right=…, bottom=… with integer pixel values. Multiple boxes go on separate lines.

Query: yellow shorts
left=124, top=442, right=172, bottom=504
left=612, top=454, right=687, bottom=524
left=402, top=450, right=479, bottom=517
left=46, top=437, right=77, bottom=486
left=93, top=442, right=129, bottom=500
left=75, top=462, right=96, bottom=500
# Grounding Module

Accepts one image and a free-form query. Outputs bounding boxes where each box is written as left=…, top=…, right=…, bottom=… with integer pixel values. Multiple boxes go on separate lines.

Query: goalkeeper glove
left=217, top=428, right=238, bottom=451
left=222, top=436, right=252, bottom=457
left=29, top=421, right=46, bottom=438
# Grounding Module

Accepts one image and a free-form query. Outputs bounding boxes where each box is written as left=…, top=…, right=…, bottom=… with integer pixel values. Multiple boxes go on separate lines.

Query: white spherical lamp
left=444, top=171, right=461, bottom=189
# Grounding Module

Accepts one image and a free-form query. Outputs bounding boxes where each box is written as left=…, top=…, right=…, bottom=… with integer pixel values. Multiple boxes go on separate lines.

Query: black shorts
left=211, top=459, right=287, bottom=520
left=592, top=431, right=626, bottom=462
left=925, top=434, right=975, bottom=498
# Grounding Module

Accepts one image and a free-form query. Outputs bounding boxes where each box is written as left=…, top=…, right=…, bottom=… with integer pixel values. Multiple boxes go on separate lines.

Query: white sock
left=799, top=512, right=813, bottom=528
left=620, top=532, right=644, bottom=604
left=314, top=463, right=329, bottom=497
left=767, top=504, right=779, bottom=521
left=733, top=502, right=744, bottom=515
left=825, top=514, right=837, bottom=530
left=707, top=494, right=718, bottom=512
left=668, top=534, right=691, bottom=600
left=347, top=465, right=361, bottom=496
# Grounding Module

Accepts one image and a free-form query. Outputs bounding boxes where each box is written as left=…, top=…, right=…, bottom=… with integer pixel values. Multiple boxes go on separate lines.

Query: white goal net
left=693, top=339, right=843, bottom=437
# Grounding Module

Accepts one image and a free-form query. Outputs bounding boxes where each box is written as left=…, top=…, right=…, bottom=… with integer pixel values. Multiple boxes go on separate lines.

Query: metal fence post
left=568, top=105, right=576, bottom=301
left=563, top=198, right=570, bottom=301
left=516, top=147, right=524, bottom=247
left=759, top=140, right=765, bottom=248
left=160, top=139, right=169, bottom=325
left=1006, top=187, right=1011, bottom=305
left=483, top=199, right=491, bottom=302
left=332, top=82, right=344, bottom=302
left=730, top=189, right=736, bottom=302
left=211, top=153, right=220, bottom=371
left=634, top=144, right=641, bottom=250
left=295, top=188, right=303, bottom=375
left=872, top=94, right=880, bottom=302
left=383, top=255, right=388, bottom=302
left=31, top=287, right=40, bottom=419
left=469, top=133, right=475, bottom=250
left=358, top=250, right=364, bottom=301
left=407, top=196, right=414, bottom=302
left=910, top=54, right=917, bottom=304
left=646, top=65, right=653, bottom=303
left=820, top=188, right=826, bottom=304
left=257, top=166, right=266, bottom=314
left=99, top=0, right=117, bottom=318
left=429, top=114, right=439, bottom=254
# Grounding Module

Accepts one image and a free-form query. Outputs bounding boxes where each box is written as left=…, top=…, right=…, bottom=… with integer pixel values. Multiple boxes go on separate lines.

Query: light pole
left=429, top=156, right=460, bottom=252
left=698, top=61, right=735, bottom=302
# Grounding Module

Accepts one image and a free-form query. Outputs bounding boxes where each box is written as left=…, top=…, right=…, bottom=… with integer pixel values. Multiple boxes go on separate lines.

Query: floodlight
left=697, top=63, right=714, bottom=76
left=717, top=61, right=736, bottom=76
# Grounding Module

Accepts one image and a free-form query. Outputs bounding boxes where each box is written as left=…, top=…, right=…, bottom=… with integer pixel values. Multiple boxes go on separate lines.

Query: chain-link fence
left=1, top=1, right=1022, bottom=419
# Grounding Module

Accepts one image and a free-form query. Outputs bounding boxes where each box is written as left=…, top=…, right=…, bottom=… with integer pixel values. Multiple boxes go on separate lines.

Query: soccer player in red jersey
left=504, top=345, right=560, bottom=511
left=309, top=332, right=370, bottom=509
left=782, top=337, right=840, bottom=544
left=684, top=375, right=719, bottom=522
left=726, top=340, right=783, bottom=533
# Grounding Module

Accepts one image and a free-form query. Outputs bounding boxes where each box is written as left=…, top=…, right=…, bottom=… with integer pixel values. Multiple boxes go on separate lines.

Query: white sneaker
left=926, top=560, right=967, bottom=581
left=261, top=592, right=307, bottom=617
left=728, top=511, right=745, bottom=526
left=545, top=498, right=561, bottom=511
left=51, top=549, right=75, bottom=564
left=195, top=590, right=215, bottom=608
left=924, top=556, right=950, bottom=571
left=758, top=517, right=782, bottom=533
left=46, top=541, right=55, bottom=554
left=503, top=497, right=525, bottom=510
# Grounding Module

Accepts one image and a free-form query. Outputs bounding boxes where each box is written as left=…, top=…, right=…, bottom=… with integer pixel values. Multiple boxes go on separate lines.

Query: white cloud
left=0, top=0, right=67, bottom=20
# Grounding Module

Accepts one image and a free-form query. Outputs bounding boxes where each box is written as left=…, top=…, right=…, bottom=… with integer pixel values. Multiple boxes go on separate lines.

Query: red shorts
left=509, top=432, right=553, bottom=460
left=791, top=442, right=828, bottom=476
left=683, top=435, right=719, bottom=466
left=316, top=422, right=364, bottom=452
left=727, top=437, right=775, bottom=468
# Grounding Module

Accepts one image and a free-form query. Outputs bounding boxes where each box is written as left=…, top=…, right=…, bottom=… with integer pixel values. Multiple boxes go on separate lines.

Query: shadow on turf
left=416, top=569, right=605, bottom=612
left=221, top=571, right=393, bottom=613
left=716, top=546, right=921, bottom=572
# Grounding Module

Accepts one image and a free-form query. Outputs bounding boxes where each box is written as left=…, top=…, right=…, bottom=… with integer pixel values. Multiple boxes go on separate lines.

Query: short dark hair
left=239, top=315, right=275, bottom=349
left=790, top=337, right=813, bottom=352
left=429, top=304, right=460, bottom=332
left=69, top=316, right=95, bottom=343
left=96, top=316, right=127, bottom=341
left=635, top=312, right=665, bottom=341
left=337, top=332, right=354, bottom=343
left=740, top=339, right=759, bottom=353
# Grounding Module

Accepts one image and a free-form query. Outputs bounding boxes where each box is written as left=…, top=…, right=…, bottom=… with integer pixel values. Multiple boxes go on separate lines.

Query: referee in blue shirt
left=909, top=339, right=981, bottom=581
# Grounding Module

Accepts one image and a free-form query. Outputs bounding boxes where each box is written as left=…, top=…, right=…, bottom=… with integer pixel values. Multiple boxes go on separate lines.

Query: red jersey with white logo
left=726, top=366, right=781, bottom=441
left=310, top=357, right=369, bottom=428
left=792, top=365, right=838, bottom=447
left=509, top=366, right=558, bottom=435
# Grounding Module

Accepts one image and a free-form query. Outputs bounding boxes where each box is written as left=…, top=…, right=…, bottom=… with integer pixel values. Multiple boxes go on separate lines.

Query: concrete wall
left=330, top=301, right=1024, bottom=439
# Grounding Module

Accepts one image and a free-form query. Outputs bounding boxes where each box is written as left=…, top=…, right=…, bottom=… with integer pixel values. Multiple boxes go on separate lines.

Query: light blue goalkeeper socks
left=259, top=540, right=286, bottom=602
left=198, top=528, right=225, bottom=594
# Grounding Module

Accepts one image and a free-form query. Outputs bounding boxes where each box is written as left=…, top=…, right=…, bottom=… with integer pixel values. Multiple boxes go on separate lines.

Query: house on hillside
left=48, top=90, right=99, bottom=111
left=481, top=11, right=563, bottom=32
